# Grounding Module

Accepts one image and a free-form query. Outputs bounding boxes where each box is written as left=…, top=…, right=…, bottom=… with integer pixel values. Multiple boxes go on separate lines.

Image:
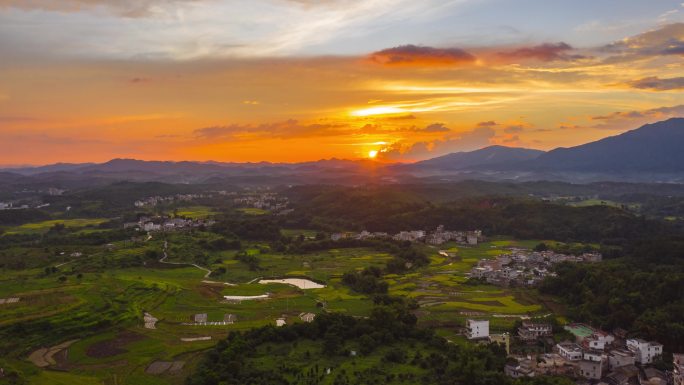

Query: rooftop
left=565, top=323, right=595, bottom=338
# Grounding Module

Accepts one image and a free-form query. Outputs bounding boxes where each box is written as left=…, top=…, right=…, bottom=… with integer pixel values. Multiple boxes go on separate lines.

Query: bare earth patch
left=146, top=360, right=185, bottom=375
left=86, top=331, right=145, bottom=358
left=28, top=339, right=79, bottom=368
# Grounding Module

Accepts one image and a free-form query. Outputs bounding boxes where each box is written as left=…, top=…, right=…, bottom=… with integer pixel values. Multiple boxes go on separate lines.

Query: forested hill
left=286, top=189, right=674, bottom=245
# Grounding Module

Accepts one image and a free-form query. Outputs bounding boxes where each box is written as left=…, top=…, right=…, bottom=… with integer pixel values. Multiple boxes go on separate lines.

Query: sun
left=368, top=150, right=378, bottom=159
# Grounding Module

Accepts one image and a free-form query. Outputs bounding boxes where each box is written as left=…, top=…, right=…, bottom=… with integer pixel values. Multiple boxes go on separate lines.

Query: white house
left=583, top=350, right=604, bottom=362
left=276, top=318, right=286, bottom=327
left=466, top=319, right=489, bottom=340
left=626, top=339, right=663, bottom=364
left=556, top=342, right=583, bottom=361
left=299, top=313, right=316, bottom=323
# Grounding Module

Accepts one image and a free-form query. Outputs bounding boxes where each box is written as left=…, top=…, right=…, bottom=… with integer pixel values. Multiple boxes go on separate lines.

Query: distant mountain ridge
left=406, top=145, right=544, bottom=170
left=1, top=118, right=683, bottom=184
left=528, top=118, right=684, bottom=172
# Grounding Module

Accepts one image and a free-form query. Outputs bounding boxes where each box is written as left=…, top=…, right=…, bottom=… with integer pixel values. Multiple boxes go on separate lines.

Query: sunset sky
left=1, top=0, right=684, bottom=165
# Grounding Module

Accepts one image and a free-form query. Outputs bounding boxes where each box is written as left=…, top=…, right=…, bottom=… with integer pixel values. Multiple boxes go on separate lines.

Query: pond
left=258, top=278, right=325, bottom=289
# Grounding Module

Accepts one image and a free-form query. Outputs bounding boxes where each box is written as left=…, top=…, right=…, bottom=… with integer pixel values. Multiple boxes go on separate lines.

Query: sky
left=1, top=0, right=684, bottom=164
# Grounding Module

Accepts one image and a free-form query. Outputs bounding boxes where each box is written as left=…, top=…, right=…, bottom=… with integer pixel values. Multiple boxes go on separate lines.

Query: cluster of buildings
left=124, top=216, right=216, bottom=232
left=275, top=312, right=316, bottom=327
left=511, top=321, right=673, bottom=384
left=464, top=318, right=679, bottom=384
left=134, top=193, right=210, bottom=208
left=184, top=313, right=237, bottom=326
left=469, top=249, right=602, bottom=287
left=232, top=192, right=290, bottom=212
left=331, top=226, right=484, bottom=245
left=0, top=202, right=30, bottom=210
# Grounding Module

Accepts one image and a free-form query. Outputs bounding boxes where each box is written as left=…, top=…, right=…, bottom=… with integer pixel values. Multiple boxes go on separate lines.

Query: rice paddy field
left=4, top=218, right=109, bottom=235
left=0, top=220, right=551, bottom=385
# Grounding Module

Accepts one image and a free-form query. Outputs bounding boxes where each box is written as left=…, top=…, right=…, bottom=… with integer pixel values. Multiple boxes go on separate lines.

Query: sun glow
left=368, top=150, right=378, bottom=159
left=351, top=106, right=406, bottom=117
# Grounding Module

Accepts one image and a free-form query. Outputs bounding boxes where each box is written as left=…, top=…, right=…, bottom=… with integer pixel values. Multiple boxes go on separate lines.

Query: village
left=469, top=249, right=602, bottom=287
left=331, top=226, right=485, bottom=245
left=123, top=215, right=216, bottom=232
left=463, top=318, right=683, bottom=385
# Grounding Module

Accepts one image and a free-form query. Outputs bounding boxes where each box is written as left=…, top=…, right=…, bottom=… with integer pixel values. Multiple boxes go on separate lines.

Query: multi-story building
left=518, top=321, right=553, bottom=342
left=556, top=342, right=583, bottom=361
left=466, top=319, right=489, bottom=340
left=626, top=339, right=663, bottom=364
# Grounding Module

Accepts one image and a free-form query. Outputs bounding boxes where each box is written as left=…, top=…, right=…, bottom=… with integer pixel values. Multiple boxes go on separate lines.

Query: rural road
left=158, top=240, right=213, bottom=279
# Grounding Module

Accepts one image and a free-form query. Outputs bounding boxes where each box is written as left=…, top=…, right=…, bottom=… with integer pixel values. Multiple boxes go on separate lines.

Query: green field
left=236, top=208, right=270, bottom=215
left=172, top=206, right=217, bottom=219
left=568, top=199, right=640, bottom=211
left=4, top=218, right=109, bottom=235
left=0, top=222, right=552, bottom=385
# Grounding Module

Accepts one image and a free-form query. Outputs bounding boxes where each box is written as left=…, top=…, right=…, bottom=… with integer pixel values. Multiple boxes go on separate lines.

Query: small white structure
left=299, top=312, right=316, bottom=323
left=144, top=312, right=158, bottom=329
left=556, top=342, right=583, bottom=361
left=626, top=339, right=663, bottom=364
left=466, top=319, right=489, bottom=340
left=276, top=318, right=286, bottom=327
left=194, top=313, right=208, bottom=323
left=224, top=314, right=237, bottom=324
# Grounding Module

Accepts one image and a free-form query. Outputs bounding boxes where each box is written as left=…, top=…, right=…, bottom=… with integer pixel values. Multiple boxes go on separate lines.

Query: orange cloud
left=368, top=45, right=476, bottom=66
left=496, top=42, right=584, bottom=62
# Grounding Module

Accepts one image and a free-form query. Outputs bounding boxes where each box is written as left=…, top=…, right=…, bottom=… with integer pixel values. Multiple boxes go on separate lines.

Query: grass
left=568, top=199, right=640, bottom=211
left=28, top=371, right=102, bottom=385
left=173, top=206, right=217, bottom=219
left=237, top=208, right=270, bottom=215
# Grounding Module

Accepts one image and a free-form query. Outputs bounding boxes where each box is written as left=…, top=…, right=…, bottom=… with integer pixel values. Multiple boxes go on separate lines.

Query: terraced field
left=0, top=222, right=551, bottom=385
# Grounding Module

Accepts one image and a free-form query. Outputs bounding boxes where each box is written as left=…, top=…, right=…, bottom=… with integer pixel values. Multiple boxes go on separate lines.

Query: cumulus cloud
left=477, top=121, right=498, bottom=127
left=497, top=42, right=583, bottom=62
left=503, top=125, right=524, bottom=133
left=377, top=126, right=495, bottom=160
left=423, top=123, right=451, bottom=132
left=369, top=44, right=476, bottom=66
left=628, top=76, right=684, bottom=90
left=357, top=122, right=450, bottom=135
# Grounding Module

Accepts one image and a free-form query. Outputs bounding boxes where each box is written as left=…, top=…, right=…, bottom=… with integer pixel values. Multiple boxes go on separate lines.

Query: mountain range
left=2, top=118, right=683, bottom=185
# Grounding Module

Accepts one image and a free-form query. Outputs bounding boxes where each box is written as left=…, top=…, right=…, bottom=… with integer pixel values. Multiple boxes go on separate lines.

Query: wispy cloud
left=628, top=76, right=684, bottom=90
left=194, top=119, right=347, bottom=140
left=0, top=0, right=201, bottom=18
